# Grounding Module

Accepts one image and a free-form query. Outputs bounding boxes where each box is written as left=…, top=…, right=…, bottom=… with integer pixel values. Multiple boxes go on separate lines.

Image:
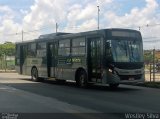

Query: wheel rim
left=32, top=68, right=37, bottom=81
left=80, top=74, right=85, bottom=86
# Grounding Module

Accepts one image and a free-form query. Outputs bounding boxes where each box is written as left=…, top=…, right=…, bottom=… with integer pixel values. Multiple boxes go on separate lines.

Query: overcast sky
left=0, top=0, right=160, bottom=49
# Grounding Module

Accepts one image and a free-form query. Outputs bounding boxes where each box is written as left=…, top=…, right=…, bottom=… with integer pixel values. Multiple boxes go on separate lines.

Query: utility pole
left=97, top=5, right=100, bottom=30
left=150, top=63, right=151, bottom=82
left=56, top=23, right=58, bottom=33
left=22, top=30, right=23, bottom=42
left=4, top=53, right=6, bottom=72
left=153, top=48, right=155, bottom=82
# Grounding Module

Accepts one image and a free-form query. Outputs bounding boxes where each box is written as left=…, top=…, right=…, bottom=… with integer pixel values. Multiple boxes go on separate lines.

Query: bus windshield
left=111, top=38, right=143, bottom=62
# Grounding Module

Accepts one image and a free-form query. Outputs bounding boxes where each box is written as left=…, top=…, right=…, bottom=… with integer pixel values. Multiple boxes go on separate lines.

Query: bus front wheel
left=31, top=68, right=39, bottom=82
left=76, top=71, right=88, bottom=88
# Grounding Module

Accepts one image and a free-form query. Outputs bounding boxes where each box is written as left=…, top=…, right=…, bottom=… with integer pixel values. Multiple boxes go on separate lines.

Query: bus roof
left=39, top=32, right=71, bottom=39
left=15, top=28, right=141, bottom=44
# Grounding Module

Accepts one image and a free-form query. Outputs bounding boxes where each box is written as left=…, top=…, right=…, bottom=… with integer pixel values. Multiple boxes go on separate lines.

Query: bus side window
left=37, top=42, right=46, bottom=57
left=37, top=42, right=47, bottom=65
left=72, top=37, right=85, bottom=56
left=58, top=39, right=71, bottom=56
left=27, top=43, right=36, bottom=57
left=106, top=41, right=112, bottom=62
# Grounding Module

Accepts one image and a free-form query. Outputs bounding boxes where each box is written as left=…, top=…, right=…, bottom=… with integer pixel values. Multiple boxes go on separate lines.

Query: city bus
left=15, top=28, right=144, bottom=88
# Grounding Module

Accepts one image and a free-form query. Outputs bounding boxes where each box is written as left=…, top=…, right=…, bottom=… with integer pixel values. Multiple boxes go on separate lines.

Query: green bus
left=15, top=28, right=144, bottom=88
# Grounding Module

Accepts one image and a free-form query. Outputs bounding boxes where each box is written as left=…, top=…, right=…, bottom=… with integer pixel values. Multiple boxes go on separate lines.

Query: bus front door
left=88, top=37, right=102, bottom=82
left=47, top=43, right=58, bottom=77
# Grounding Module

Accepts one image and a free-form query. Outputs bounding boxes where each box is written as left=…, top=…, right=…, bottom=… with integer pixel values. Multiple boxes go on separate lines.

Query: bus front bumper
left=104, top=69, right=145, bottom=84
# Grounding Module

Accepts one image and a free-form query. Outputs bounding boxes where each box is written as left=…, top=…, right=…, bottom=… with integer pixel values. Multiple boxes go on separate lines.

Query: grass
left=136, top=82, right=160, bottom=88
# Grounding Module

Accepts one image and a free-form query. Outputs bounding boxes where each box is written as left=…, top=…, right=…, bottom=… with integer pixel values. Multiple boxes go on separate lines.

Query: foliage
left=144, top=50, right=159, bottom=64
left=144, top=50, right=153, bottom=64
left=0, top=42, right=15, bottom=57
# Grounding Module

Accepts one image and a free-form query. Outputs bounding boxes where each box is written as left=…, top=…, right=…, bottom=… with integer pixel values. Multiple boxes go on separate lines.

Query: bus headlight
left=109, top=69, right=112, bottom=73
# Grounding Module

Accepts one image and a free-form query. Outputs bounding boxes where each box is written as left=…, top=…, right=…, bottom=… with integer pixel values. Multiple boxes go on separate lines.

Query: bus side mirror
left=106, top=42, right=110, bottom=49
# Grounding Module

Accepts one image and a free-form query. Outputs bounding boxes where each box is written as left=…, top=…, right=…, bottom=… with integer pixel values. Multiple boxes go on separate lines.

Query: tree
left=144, top=50, right=159, bottom=65
left=0, top=42, right=15, bottom=56
left=0, top=42, right=15, bottom=70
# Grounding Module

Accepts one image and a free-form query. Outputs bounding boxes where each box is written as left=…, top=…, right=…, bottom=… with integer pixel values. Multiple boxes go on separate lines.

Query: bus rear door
left=47, top=42, right=58, bottom=77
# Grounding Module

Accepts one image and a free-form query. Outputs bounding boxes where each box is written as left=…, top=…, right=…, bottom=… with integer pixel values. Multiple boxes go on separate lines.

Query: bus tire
left=31, top=67, right=39, bottom=82
left=109, top=83, right=119, bottom=89
left=76, top=70, right=88, bottom=88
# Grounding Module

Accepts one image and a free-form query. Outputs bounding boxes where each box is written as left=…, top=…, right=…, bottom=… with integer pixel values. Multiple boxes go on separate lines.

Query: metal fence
left=145, top=64, right=160, bottom=82
left=0, top=56, right=15, bottom=71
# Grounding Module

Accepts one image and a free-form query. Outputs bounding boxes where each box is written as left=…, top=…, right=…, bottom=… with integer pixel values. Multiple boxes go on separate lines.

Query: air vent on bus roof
left=39, top=32, right=71, bottom=39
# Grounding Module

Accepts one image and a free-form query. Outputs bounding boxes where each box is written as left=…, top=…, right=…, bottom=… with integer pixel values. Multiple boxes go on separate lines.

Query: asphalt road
left=0, top=73, right=160, bottom=119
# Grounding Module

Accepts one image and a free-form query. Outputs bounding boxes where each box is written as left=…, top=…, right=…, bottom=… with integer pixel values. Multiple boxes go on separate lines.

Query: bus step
left=91, top=78, right=102, bottom=83
left=48, top=77, right=56, bottom=80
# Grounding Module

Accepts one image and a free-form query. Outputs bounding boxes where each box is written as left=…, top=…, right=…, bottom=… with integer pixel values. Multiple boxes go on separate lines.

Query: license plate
left=129, top=78, right=134, bottom=80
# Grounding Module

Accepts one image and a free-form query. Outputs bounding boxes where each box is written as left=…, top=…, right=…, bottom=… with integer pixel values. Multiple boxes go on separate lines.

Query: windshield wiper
left=124, top=42, right=128, bottom=56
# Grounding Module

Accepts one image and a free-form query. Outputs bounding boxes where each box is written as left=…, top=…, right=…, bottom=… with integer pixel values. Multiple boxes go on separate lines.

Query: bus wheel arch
left=75, top=68, right=88, bottom=87
left=31, top=66, right=39, bottom=82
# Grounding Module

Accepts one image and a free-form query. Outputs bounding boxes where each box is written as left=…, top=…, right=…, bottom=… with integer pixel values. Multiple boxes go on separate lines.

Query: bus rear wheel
left=109, top=83, right=119, bottom=89
left=31, top=68, right=39, bottom=82
left=76, top=71, right=88, bottom=88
